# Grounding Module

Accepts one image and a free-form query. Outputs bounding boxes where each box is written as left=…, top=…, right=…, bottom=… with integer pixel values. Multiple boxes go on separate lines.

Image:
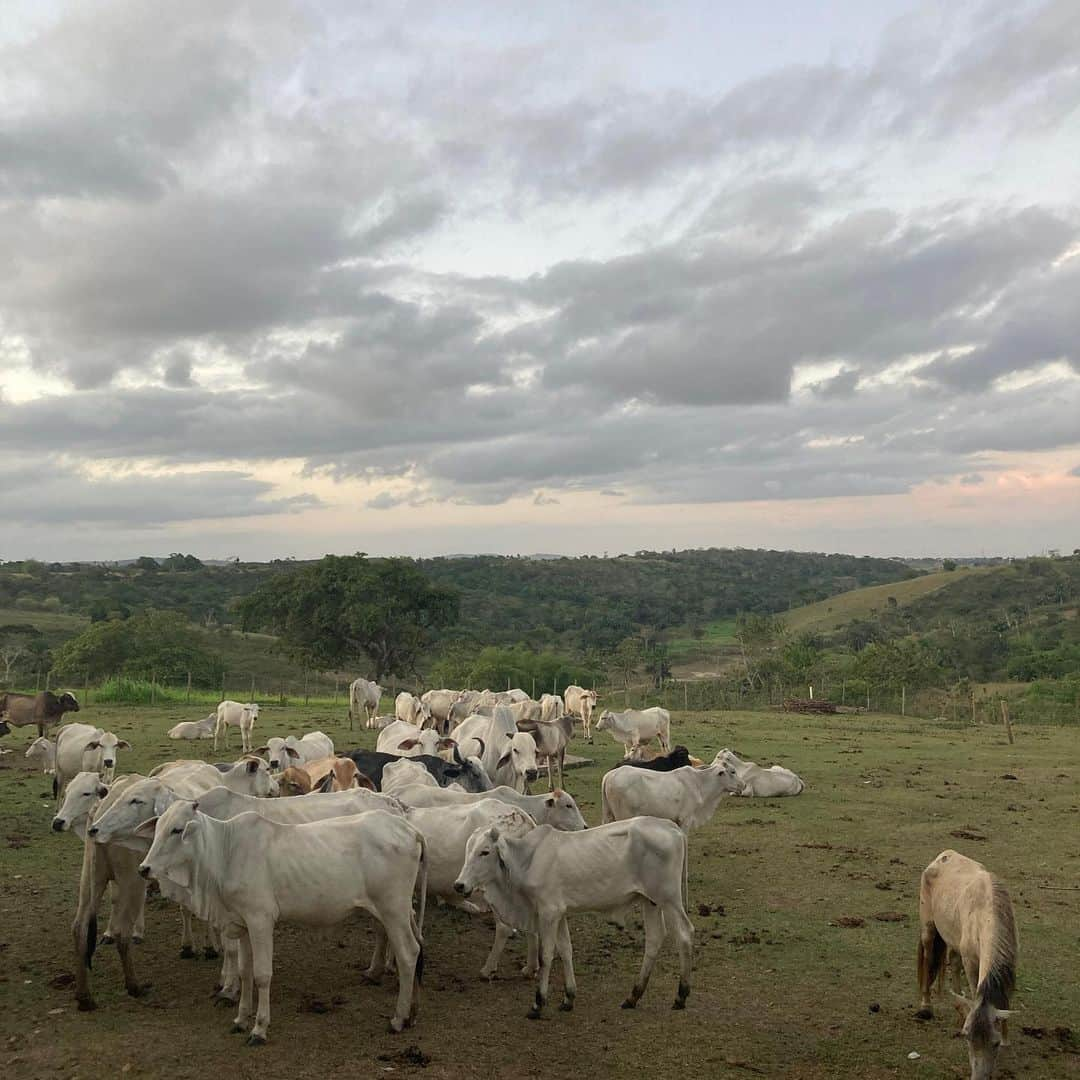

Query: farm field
left=1, top=704, right=1078, bottom=1079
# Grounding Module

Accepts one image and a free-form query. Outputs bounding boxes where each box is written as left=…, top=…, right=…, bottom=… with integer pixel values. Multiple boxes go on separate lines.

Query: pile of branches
left=783, top=698, right=838, bottom=714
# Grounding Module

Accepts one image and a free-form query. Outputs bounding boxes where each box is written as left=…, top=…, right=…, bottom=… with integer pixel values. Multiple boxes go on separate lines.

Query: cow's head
left=91, top=778, right=172, bottom=844
left=538, top=789, right=587, bottom=831
left=258, top=737, right=302, bottom=773
left=0, top=720, right=10, bottom=737
left=277, top=767, right=312, bottom=796
left=53, top=771, right=109, bottom=833
left=85, top=731, right=130, bottom=782
left=59, top=692, right=80, bottom=713
left=138, top=800, right=201, bottom=888
left=704, top=760, right=745, bottom=795
left=596, top=711, right=613, bottom=730
left=225, top=755, right=279, bottom=797
left=954, top=993, right=1010, bottom=1080
left=454, top=825, right=508, bottom=898
left=496, top=731, right=538, bottom=789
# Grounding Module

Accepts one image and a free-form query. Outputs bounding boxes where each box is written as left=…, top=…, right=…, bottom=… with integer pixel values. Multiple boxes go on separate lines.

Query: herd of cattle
left=2, top=681, right=1016, bottom=1078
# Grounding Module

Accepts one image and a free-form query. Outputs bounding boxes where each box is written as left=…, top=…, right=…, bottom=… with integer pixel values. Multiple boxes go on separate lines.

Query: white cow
left=506, top=699, right=542, bottom=725
left=390, top=782, right=587, bottom=832
left=601, top=762, right=745, bottom=832
left=451, top=709, right=539, bottom=793
left=55, top=723, right=130, bottom=801
left=148, top=757, right=280, bottom=798
left=563, top=685, right=598, bottom=740
left=595, top=707, right=671, bottom=757
left=140, top=804, right=427, bottom=1042
left=517, top=715, right=575, bottom=791
left=420, top=689, right=464, bottom=733
left=539, top=694, right=564, bottom=724
left=167, top=714, right=216, bottom=740
left=349, top=678, right=383, bottom=730
left=715, top=748, right=805, bottom=796
left=257, top=731, right=334, bottom=772
left=394, top=692, right=431, bottom=728
left=26, top=735, right=56, bottom=774
left=214, top=701, right=260, bottom=753
left=377, top=720, right=456, bottom=760
left=454, top=817, right=694, bottom=1017
left=382, top=758, right=441, bottom=792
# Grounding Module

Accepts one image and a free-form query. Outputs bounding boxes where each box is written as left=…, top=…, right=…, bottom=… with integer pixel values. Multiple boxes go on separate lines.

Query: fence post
left=186, top=671, right=192, bottom=704
left=841, top=680, right=846, bottom=705
left=334, top=676, right=339, bottom=705
left=683, top=681, right=688, bottom=711
left=532, top=677, right=536, bottom=699
left=250, top=675, right=256, bottom=702
left=1000, top=700, right=1014, bottom=744
left=151, top=671, right=156, bottom=705
left=221, top=670, right=226, bottom=702
left=85, top=671, right=90, bottom=706
left=35, top=669, right=41, bottom=691
left=866, top=688, right=870, bottom=712
left=901, top=685, right=906, bottom=716
left=304, top=670, right=310, bottom=706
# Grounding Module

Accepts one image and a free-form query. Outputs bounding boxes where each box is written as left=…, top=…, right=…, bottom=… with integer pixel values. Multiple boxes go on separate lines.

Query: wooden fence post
left=901, top=685, right=906, bottom=716
left=45, top=669, right=51, bottom=691
left=85, top=671, right=90, bottom=706
left=334, top=676, right=339, bottom=705
left=250, top=675, right=256, bottom=702
left=151, top=671, right=156, bottom=705
left=221, top=670, right=226, bottom=702
left=683, top=682, right=688, bottom=711
left=186, top=671, right=192, bottom=704
left=1001, top=700, right=1014, bottom=744
left=304, top=670, right=310, bottom=706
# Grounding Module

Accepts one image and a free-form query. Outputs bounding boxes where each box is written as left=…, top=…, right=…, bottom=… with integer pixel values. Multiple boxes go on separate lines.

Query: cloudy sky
left=2, top=0, right=1078, bottom=561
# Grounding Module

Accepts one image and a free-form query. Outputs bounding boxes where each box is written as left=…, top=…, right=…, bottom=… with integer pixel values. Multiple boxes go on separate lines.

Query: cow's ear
left=181, top=819, right=201, bottom=843
left=134, top=816, right=158, bottom=838
left=85, top=740, right=101, bottom=750
left=286, top=746, right=301, bottom=758
left=437, top=738, right=457, bottom=751
left=545, top=796, right=555, bottom=806
left=246, top=758, right=260, bottom=774
left=96, top=784, right=109, bottom=798
left=253, top=746, right=270, bottom=755
left=496, top=751, right=512, bottom=770
left=116, top=740, right=131, bottom=750
left=397, top=739, right=420, bottom=751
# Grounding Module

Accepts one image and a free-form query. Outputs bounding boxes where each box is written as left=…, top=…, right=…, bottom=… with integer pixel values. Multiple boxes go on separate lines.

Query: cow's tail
left=681, top=829, right=690, bottom=910
left=600, top=777, right=613, bottom=825
left=414, top=830, right=428, bottom=947
left=52, top=775, right=59, bottom=801
left=85, top=911, right=98, bottom=969
left=795, top=775, right=806, bottom=795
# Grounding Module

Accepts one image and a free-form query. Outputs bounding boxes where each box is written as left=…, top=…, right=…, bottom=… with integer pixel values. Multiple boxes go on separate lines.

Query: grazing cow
left=390, top=782, right=587, bottom=832
left=278, top=756, right=374, bottom=796
left=54, top=723, right=130, bottom=801
left=167, top=714, right=216, bottom=740
left=394, top=691, right=431, bottom=728
left=715, top=748, right=805, bottom=797
left=614, top=746, right=697, bottom=772
left=348, top=678, right=383, bottom=730
left=140, top=804, right=426, bottom=1041
left=455, top=817, right=694, bottom=1018
left=917, top=850, right=1018, bottom=1080
left=345, top=748, right=491, bottom=793
left=257, top=731, right=334, bottom=772
left=517, top=714, right=574, bottom=790
left=377, top=720, right=456, bottom=760
left=1, top=690, right=81, bottom=737
left=451, top=709, right=539, bottom=793
left=601, top=762, right=744, bottom=832
left=26, top=735, right=57, bottom=774
left=596, top=707, right=671, bottom=757
left=213, top=701, right=260, bottom=753
left=563, top=685, right=598, bottom=740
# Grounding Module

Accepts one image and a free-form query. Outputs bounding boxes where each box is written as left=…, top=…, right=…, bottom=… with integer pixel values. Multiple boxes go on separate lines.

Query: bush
left=93, top=677, right=183, bottom=705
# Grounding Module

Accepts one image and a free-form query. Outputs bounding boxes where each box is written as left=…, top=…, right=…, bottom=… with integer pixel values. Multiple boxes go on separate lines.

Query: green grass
left=665, top=618, right=739, bottom=667
left=2, top=703, right=1077, bottom=1077
left=783, top=568, right=995, bottom=636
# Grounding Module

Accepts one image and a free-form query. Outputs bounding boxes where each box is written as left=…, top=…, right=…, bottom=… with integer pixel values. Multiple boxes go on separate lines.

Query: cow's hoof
left=132, top=936, right=143, bottom=945
left=672, top=998, right=686, bottom=1010
left=231, top=1023, right=246, bottom=1034
left=100, top=934, right=114, bottom=946
left=76, top=998, right=97, bottom=1013
left=203, top=947, right=219, bottom=960
left=180, top=946, right=196, bottom=959
left=915, top=1007, right=934, bottom=1021
left=246, top=1034, right=266, bottom=1047
left=620, top=999, right=637, bottom=1010
left=558, top=1000, right=574, bottom=1012
left=360, top=970, right=383, bottom=985
left=127, top=982, right=151, bottom=998
left=526, top=1008, right=542, bottom=1020
left=387, top=1018, right=406, bottom=1034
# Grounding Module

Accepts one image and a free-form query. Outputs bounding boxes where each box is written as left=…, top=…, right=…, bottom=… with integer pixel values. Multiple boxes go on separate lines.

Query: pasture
left=1, top=704, right=1078, bottom=1079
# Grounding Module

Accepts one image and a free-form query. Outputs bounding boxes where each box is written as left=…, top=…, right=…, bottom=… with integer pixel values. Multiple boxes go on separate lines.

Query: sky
left=1, top=0, right=1078, bottom=562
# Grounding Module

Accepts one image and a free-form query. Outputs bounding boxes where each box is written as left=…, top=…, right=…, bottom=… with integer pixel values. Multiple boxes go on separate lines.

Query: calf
left=715, top=748, right=805, bottom=796
left=168, top=714, right=216, bottom=740
left=455, top=817, right=694, bottom=1017
left=517, top=714, right=574, bottom=790
left=140, top=804, right=426, bottom=1041
left=601, top=762, right=744, bottom=832
left=26, top=735, right=57, bottom=774
left=213, top=700, right=259, bottom=753
left=595, top=707, right=671, bottom=757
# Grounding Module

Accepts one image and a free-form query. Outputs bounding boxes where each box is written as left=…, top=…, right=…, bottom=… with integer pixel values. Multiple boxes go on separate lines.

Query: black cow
left=0, top=719, right=10, bottom=738
left=344, top=745, right=491, bottom=792
left=612, top=745, right=695, bottom=772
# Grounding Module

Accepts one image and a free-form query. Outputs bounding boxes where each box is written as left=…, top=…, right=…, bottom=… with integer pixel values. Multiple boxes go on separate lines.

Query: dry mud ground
left=1, top=705, right=1078, bottom=1079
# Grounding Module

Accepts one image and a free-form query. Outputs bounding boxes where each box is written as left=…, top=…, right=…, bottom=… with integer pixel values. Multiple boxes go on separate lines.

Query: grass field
left=1, top=704, right=1078, bottom=1079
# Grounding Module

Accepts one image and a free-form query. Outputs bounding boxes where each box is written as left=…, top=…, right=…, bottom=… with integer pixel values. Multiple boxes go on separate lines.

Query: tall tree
left=236, top=555, right=459, bottom=681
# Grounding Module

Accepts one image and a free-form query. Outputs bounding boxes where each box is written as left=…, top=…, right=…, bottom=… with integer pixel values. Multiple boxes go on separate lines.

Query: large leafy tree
left=236, top=555, right=459, bottom=681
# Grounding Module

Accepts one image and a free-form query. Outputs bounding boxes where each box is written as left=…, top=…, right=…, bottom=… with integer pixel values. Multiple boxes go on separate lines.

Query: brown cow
left=0, top=691, right=81, bottom=738
left=278, top=756, right=375, bottom=796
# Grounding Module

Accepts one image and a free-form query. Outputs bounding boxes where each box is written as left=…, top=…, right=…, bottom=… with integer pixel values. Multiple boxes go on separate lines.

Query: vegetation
left=236, top=554, right=459, bottom=681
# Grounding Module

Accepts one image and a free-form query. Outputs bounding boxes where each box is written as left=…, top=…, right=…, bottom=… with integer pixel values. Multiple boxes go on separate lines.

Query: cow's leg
left=244, top=921, right=274, bottom=1045
left=205, top=921, right=221, bottom=960
left=113, top=870, right=149, bottom=999
left=231, top=931, right=255, bottom=1033
left=623, top=900, right=666, bottom=1009
left=72, top=846, right=110, bottom=1011
left=380, top=913, right=420, bottom=1034
left=916, top=921, right=940, bottom=1017
left=480, top=920, right=514, bottom=980
left=660, top=727, right=671, bottom=752
left=132, top=885, right=146, bottom=944
left=528, top=914, right=559, bottom=1020
left=364, top=923, right=388, bottom=982
left=180, top=907, right=197, bottom=958
left=663, top=900, right=694, bottom=1009
left=215, top=935, right=241, bottom=1003
left=555, top=918, right=576, bottom=1012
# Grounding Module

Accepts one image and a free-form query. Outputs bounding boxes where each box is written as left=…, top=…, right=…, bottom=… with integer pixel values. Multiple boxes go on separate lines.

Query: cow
left=0, top=690, right=81, bottom=737
left=139, top=803, right=427, bottom=1041
left=454, top=817, right=694, bottom=1018
left=613, top=745, right=697, bottom=772
left=277, top=757, right=375, bottom=796
left=446, top=691, right=484, bottom=730
left=517, top=714, right=574, bottom=791
left=256, top=731, right=334, bottom=772
left=26, top=735, right=57, bottom=774
left=167, top=714, right=216, bottom=740
left=389, top=782, right=588, bottom=832
left=601, top=762, right=745, bottom=832
left=381, top=758, right=442, bottom=792
left=539, top=693, right=564, bottom=724
left=595, top=707, right=671, bottom=757
left=213, top=700, right=260, bottom=753
left=505, top=699, right=542, bottom=725
left=377, top=720, right=456, bottom=760
left=345, top=748, right=491, bottom=793
left=563, top=685, right=598, bottom=741
left=54, top=723, right=130, bottom=802
left=714, top=749, right=805, bottom=796
left=348, top=678, right=383, bottom=730
left=420, top=689, right=464, bottom=734
left=394, top=691, right=431, bottom=728
left=451, top=709, right=539, bottom=793
left=148, top=757, right=280, bottom=798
